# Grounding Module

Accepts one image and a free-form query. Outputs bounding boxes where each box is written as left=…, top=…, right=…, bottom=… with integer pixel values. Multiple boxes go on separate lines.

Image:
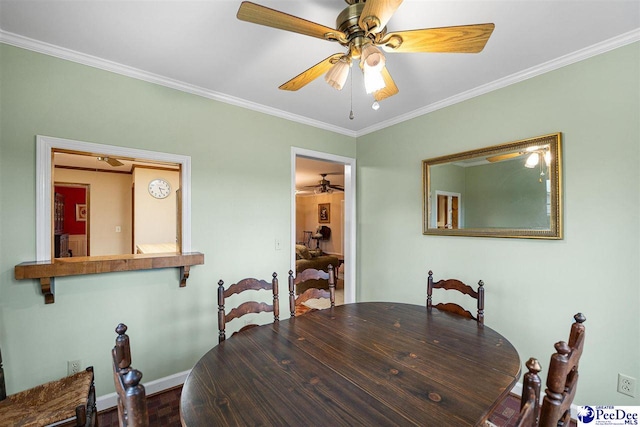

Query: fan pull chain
left=349, top=67, right=354, bottom=120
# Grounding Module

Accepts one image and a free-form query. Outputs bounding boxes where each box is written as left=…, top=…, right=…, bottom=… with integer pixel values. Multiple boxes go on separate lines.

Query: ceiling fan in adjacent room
left=96, top=156, right=124, bottom=167
left=236, top=0, right=495, bottom=103
left=304, top=173, right=344, bottom=194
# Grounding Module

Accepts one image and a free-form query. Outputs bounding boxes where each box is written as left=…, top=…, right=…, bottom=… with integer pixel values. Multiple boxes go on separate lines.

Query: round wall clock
left=148, top=178, right=171, bottom=199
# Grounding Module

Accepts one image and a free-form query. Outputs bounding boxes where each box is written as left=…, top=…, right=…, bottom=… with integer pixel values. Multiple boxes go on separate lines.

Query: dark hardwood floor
left=97, top=386, right=576, bottom=426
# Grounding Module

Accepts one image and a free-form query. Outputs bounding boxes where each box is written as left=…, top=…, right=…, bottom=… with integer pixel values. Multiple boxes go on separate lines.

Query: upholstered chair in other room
left=288, top=266, right=335, bottom=317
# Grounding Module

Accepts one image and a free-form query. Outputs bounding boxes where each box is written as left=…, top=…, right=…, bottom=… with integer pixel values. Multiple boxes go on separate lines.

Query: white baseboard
left=511, top=381, right=523, bottom=396
left=97, top=369, right=190, bottom=412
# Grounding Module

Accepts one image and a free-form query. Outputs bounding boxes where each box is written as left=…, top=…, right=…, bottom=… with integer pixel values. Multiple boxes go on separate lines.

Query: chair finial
left=554, top=341, right=571, bottom=355
left=574, top=312, right=586, bottom=324
left=116, top=323, right=128, bottom=336
left=123, top=369, right=143, bottom=387
left=525, top=357, right=541, bottom=374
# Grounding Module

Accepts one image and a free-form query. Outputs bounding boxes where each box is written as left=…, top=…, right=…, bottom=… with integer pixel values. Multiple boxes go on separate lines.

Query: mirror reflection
left=423, top=133, right=562, bottom=239
left=53, top=151, right=181, bottom=258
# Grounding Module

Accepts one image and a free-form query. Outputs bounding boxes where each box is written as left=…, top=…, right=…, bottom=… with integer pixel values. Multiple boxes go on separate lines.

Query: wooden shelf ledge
left=15, top=252, right=204, bottom=304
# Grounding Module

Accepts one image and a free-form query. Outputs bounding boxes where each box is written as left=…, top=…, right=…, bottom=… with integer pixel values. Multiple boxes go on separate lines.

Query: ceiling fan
left=304, top=173, right=344, bottom=194
left=236, top=0, right=495, bottom=102
left=486, top=145, right=550, bottom=168
left=96, top=156, right=124, bottom=167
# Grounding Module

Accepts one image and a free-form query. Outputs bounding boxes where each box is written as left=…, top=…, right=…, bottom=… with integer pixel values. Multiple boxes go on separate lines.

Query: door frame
left=291, top=147, right=356, bottom=303
left=434, top=190, right=462, bottom=229
left=53, top=182, right=90, bottom=256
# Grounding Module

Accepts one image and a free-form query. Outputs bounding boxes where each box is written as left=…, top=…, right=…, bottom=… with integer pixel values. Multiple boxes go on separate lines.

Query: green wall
left=0, top=44, right=355, bottom=396
left=465, top=160, right=548, bottom=228
left=357, top=42, right=639, bottom=405
left=1, top=40, right=639, bottom=409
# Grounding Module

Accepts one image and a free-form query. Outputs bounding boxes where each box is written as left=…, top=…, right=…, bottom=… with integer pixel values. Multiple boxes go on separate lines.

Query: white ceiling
left=0, top=1, right=638, bottom=138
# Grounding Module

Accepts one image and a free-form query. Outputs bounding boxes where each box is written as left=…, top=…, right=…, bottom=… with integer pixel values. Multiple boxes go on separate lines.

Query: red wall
left=55, top=186, right=86, bottom=234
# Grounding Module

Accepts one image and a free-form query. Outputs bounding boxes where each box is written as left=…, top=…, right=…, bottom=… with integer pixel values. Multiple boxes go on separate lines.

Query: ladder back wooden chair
left=0, top=348, right=97, bottom=426
left=218, top=272, right=279, bottom=343
left=427, top=270, right=485, bottom=324
left=539, top=312, right=586, bottom=426
left=112, top=323, right=149, bottom=427
left=288, top=266, right=335, bottom=317
left=515, top=312, right=587, bottom=427
left=514, top=357, right=542, bottom=426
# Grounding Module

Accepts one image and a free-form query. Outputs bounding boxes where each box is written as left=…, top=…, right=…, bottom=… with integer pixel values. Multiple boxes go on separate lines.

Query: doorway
left=291, top=148, right=356, bottom=304
left=53, top=183, right=90, bottom=256
left=435, top=191, right=461, bottom=229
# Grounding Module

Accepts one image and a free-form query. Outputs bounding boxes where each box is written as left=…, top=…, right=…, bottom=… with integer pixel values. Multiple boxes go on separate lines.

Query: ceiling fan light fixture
left=314, top=186, right=334, bottom=194
left=361, top=43, right=385, bottom=72
left=237, top=1, right=496, bottom=104
left=524, top=152, right=539, bottom=168
left=364, top=68, right=386, bottom=94
left=325, top=60, right=350, bottom=90
left=97, top=156, right=124, bottom=167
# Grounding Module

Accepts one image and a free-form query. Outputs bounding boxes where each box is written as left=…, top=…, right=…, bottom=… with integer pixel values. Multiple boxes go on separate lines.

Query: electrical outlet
left=68, top=359, right=82, bottom=375
left=617, top=373, right=636, bottom=397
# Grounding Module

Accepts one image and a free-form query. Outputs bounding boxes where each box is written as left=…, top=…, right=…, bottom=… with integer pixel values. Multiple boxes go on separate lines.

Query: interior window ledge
left=14, top=252, right=204, bottom=304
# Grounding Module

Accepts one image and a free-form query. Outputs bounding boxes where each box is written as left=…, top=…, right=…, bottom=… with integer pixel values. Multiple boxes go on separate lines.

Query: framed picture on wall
left=318, top=203, right=330, bottom=224
left=76, top=204, right=87, bottom=221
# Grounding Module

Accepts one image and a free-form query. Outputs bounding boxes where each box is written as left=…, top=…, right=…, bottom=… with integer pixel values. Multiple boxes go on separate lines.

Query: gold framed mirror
left=423, top=133, right=563, bottom=239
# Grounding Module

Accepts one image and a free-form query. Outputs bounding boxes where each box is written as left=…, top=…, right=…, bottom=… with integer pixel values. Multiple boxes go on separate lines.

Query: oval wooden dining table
left=180, top=302, right=521, bottom=426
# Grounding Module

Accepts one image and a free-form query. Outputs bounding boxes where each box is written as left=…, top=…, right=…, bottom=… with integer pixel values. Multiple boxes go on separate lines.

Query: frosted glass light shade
left=525, top=153, right=539, bottom=168
left=314, top=186, right=333, bottom=194
left=364, top=68, right=385, bottom=93
left=361, top=44, right=385, bottom=72
left=325, top=61, right=350, bottom=90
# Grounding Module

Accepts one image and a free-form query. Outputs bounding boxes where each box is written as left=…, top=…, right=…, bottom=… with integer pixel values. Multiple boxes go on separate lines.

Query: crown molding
left=0, top=29, right=357, bottom=138
left=356, top=28, right=640, bottom=137
left=2, top=28, right=638, bottom=139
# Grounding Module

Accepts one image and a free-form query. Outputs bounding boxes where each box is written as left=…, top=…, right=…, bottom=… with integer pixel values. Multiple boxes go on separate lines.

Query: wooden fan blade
left=237, top=2, right=345, bottom=41
left=381, top=23, right=495, bottom=53
left=104, top=157, right=124, bottom=167
left=106, top=158, right=123, bottom=167
left=359, top=0, right=403, bottom=33
left=373, top=66, right=398, bottom=101
left=279, top=54, right=345, bottom=91
left=486, top=152, right=523, bottom=163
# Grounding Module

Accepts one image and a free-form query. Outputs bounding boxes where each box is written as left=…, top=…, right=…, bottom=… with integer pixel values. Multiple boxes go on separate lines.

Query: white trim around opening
left=291, top=147, right=356, bottom=304
left=36, top=135, right=192, bottom=261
